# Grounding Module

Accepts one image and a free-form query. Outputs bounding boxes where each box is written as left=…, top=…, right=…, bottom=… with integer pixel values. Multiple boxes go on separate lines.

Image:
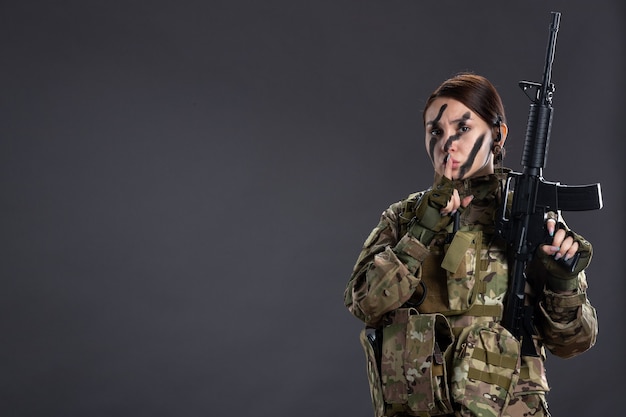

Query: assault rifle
left=497, top=11, right=603, bottom=357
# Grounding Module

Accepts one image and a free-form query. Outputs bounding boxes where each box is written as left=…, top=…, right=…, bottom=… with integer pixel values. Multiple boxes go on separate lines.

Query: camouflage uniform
left=344, top=173, right=597, bottom=417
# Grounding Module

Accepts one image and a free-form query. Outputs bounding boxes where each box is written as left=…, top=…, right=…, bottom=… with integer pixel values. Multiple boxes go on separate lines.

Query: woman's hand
left=541, top=216, right=579, bottom=262
left=537, top=212, right=593, bottom=293
left=439, top=155, right=474, bottom=215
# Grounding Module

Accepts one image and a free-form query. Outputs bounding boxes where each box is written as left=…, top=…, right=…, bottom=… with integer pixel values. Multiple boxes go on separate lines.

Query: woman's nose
left=441, top=132, right=456, bottom=152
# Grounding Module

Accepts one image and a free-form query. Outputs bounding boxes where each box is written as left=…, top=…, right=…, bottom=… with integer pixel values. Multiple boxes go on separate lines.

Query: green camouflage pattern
left=345, top=173, right=598, bottom=417
left=503, top=391, right=550, bottom=417
left=451, top=321, right=520, bottom=417
left=444, top=231, right=479, bottom=311
left=379, top=309, right=454, bottom=415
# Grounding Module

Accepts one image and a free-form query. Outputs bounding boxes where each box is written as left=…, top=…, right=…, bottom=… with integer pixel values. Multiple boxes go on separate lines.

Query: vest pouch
left=506, top=365, right=550, bottom=417
left=451, top=321, right=521, bottom=417
left=380, top=308, right=455, bottom=416
left=442, top=231, right=481, bottom=312
left=511, top=350, right=550, bottom=401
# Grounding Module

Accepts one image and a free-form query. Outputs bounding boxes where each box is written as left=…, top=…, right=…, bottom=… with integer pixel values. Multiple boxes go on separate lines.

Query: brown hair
left=423, top=73, right=506, bottom=128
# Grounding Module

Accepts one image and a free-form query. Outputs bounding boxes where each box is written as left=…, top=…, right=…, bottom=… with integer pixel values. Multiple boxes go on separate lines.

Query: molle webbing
left=464, top=303, right=503, bottom=318
left=467, top=368, right=512, bottom=391
left=519, top=365, right=531, bottom=380
left=449, top=305, right=505, bottom=340
left=472, top=347, right=518, bottom=370
left=465, top=345, right=518, bottom=390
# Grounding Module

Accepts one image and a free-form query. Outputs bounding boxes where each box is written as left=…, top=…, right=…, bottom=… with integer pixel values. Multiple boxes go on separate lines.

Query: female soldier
left=344, top=73, right=597, bottom=417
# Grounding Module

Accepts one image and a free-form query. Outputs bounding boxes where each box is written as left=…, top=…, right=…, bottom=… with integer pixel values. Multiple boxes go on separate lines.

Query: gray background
left=2, top=1, right=624, bottom=416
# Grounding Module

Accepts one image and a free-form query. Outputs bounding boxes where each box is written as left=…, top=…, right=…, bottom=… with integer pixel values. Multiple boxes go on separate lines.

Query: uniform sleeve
left=343, top=203, right=430, bottom=327
left=535, top=270, right=598, bottom=358
left=526, top=213, right=599, bottom=358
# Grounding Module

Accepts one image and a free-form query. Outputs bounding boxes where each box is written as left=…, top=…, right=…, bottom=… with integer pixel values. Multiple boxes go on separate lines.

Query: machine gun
left=497, top=11, right=603, bottom=356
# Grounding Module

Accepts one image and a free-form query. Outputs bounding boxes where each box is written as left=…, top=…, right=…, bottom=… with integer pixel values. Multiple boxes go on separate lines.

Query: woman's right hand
left=438, top=155, right=474, bottom=216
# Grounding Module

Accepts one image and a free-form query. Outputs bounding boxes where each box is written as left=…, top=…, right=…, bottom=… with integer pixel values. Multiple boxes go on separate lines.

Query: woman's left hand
left=541, top=217, right=579, bottom=262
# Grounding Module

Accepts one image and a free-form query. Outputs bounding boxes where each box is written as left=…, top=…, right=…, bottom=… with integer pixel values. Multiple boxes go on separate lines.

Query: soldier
left=344, top=73, right=597, bottom=417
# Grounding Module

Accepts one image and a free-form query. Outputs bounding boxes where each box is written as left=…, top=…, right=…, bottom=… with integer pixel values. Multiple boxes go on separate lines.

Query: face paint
left=424, top=98, right=498, bottom=180
left=443, top=112, right=471, bottom=152
left=444, top=133, right=461, bottom=153
left=430, top=104, right=448, bottom=125
left=426, top=104, right=448, bottom=162
left=429, top=137, right=437, bottom=163
left=458, top=134, right=485, bottom=179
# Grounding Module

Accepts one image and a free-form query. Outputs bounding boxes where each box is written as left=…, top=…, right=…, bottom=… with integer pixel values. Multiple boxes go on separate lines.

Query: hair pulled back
left=423, top=73, right=506, bottom=128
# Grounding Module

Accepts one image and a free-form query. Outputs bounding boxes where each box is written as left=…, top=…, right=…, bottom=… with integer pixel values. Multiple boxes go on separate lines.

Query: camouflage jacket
left=344, top=173, right=598, bottom=416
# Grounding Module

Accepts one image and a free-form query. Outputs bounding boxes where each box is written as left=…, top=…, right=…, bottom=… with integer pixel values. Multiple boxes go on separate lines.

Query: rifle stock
left=497, top=11, right=603, bottom=356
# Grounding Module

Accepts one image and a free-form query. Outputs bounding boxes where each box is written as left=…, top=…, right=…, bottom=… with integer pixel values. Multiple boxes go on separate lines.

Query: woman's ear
left=497, top=123, right=508, bottom=146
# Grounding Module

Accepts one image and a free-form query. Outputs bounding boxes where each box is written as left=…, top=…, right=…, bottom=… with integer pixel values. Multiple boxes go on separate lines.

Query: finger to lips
left=440, top=155, right=455, bottom=215
left=444, top=153, right=453, bottom=180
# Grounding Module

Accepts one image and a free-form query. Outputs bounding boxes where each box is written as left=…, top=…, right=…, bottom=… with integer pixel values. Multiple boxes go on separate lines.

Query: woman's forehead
left=425, top=98, right=474, bottom=123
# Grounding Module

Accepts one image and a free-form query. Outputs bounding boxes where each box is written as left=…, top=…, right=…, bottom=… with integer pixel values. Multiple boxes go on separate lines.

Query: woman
left=344, top=73, right=597, bottom=417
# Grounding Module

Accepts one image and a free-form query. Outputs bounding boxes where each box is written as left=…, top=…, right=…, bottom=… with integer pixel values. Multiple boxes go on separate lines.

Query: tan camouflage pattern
left=444, top=231, right=479, bottom=311
left=345, top=173, right=598, bottom=417
left=538, top=284, right=598, bottom=359
left=503, top=391, right=550, bottom=417
left=451, top=321, right=520, bottom=417
left=379, top=309, right=454, bottom=415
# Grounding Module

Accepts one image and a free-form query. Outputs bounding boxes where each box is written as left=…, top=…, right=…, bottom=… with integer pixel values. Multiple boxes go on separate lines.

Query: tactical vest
left=396, top=184, right=509, bottom=320
left=359, top=176, right=547, bottom=417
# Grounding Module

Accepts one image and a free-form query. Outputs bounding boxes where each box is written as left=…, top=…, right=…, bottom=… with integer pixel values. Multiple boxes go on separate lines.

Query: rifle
left=497, top=11, right=603, bottom=357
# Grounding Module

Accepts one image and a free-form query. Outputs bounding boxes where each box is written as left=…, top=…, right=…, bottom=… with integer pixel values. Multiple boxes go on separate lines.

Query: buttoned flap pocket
left=513, top=353, right=550, bottom=397
left=380, top=309, right=455, bottom=415
left=451, top=322, right=520, bottom=416
left=443, top=231, right=481, bottom=312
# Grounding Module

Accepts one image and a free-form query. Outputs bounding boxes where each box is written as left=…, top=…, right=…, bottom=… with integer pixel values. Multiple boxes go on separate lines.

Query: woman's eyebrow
left=427, top=110, right=472, bottom=126
left=425, top=103, right=448, bottom=126
left=451, top=112, right=472, bottom=124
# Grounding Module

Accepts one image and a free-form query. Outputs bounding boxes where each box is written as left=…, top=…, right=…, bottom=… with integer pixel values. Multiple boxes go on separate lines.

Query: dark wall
left=2, top=1, right=623, bottom=416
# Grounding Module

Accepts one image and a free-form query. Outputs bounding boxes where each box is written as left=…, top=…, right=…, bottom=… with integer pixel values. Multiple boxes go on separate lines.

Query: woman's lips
left=443, top=154, right=459, bottom=167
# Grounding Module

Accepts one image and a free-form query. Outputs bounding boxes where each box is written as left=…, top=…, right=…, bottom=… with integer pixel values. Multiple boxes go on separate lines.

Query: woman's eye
left=430, top=128, right=442, bottom=136
left=459, top=126, right=470, bottom=133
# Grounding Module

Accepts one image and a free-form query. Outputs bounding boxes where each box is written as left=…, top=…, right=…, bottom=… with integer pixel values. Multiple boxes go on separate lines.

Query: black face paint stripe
left=429, top=137, right=437, bottom=162
left=444, top=133, right=461, bottom=152
left=455, top=112, right=471, bottom=125
left=443, top=113, right=471, bottom=152
left=427, top=104, right=447, bottom=126
left=426, top=104, right=448, bottom=161
left=458, top=134, right=485, bottom=179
